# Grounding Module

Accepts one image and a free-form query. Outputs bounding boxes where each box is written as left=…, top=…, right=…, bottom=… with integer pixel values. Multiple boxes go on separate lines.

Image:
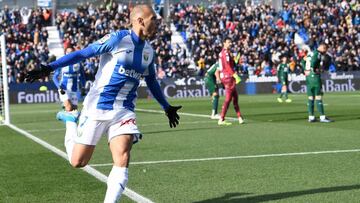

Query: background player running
left=52, top=47, right=86, bottom=112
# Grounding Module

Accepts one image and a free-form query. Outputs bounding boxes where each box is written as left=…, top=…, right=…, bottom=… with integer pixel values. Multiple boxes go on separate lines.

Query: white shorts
left=59, top=89, right=78, bottom=106
left=75, top=109, right=142, bottom=146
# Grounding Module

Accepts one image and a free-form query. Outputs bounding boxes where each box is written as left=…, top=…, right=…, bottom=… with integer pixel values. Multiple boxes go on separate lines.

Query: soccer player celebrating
left=52, top=47, right=86, bottom=112
left=216, top=37, right=244, bottom=126
left=204, top=62, right=220, bottom=119
left=25, top=4, right=181, bottom=203
left=277, top=55, right=292, bottom=103
left=304, top=44, right=333, bottom=123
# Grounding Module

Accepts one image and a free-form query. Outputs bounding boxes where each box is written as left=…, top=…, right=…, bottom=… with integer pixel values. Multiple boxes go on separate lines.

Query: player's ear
left=137, top=17, right=145, bottom=26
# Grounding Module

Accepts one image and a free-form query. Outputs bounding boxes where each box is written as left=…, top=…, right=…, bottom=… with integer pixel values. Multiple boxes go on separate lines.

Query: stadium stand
left=171, top=1, right=360, bottom=75
left=1, top=1, right=359, bottom=83
left=1, top=6, right=52, bottom=83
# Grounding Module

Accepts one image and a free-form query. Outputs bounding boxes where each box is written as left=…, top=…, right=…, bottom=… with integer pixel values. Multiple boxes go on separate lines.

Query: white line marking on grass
left=90, top=149, right=360, bottom=167
left=7, top=124, right=154, bottom=203
left=11, top=110, right=58, bottom=115
left=136, top=108, right=238, bottom=121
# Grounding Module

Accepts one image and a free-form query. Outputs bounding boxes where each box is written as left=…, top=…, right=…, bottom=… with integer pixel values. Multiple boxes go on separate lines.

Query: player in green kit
left=304, top=44, right=333, bottom=123
left=277, top=55, right=292, bottom=103
left=204, top=62, right=220, bottom=119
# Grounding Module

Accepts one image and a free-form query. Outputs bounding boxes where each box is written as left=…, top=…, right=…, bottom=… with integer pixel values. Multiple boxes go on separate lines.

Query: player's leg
left=277, top=78, right=285, bottom=102
left=211, top=91, right=220, bottom=119
left=104, top=134, right=133, bottom=203
left=61, top=120, right=95, bottom=168
left=70, top=144, right=96, bottom=168
left=58, top=111, right=104, bottom=167
left=63, top=99, right=74, bottom=112
left=284, top=83, right=292, bottom=103
left=307, top=85, right=316, bottom=122
left=315, top=88, right=333, bottom=122
left=206, top=79, right=219, bottom=119
left=59, top=89, right=75, bottom=112
left=104, top=112, right=141, bottom=203
left=219, top=78, right=233, bottom=125
left=232, top=88, right=244, bottom=124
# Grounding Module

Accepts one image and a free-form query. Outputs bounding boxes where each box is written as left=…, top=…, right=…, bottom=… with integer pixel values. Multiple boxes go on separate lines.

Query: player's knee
left=64, top=103, right=74, bottom=112
left=308, top=96, right=314, bottom=100
left=70, top=158, right=88, bottom=168
left=115, top=152, right=131, bottom=167
left=315, top=96, right=322, bottom=100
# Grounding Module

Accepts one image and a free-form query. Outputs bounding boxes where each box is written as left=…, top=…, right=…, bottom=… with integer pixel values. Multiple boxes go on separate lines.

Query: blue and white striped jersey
left=50, top=30, right=169, bottom=120
left=83, top=30, right=155, bottom=119
left=52, top=63, right=85, bottom=92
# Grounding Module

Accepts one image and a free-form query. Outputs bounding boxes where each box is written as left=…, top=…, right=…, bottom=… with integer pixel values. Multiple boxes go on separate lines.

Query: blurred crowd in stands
left=172, top=0, right=360, bottom=76
left=1, top=0, right=359, bottom=83
left=1, top=6, right=52, bottom=83
left=55, top=1, right=189, bottom=80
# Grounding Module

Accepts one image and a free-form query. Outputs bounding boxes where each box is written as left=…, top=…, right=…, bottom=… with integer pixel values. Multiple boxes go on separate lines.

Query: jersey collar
left=130, top=30, right=144, bottom=44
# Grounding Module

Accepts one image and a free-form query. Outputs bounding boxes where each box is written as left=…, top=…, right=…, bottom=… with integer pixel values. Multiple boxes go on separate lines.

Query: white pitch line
left=89, top=149, right=360, bottom=167
left=11, top=110, right=58, bottom=115
left=7, top=124, right=154, bottom=203
left=136, top=108, right=238, bottom=121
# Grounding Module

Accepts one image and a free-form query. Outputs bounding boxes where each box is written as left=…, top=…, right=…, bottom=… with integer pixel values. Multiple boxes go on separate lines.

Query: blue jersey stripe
left=59, top=64, right=82, bottom=92
left=133, top=44, right=145, bottom=71
left=123, top=80, right=139, bottom=111
left=96, top=64, right=127, bottom=110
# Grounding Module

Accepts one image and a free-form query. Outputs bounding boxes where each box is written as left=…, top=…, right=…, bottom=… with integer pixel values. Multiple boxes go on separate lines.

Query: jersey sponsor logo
left=98, top=34, right=111, bottom=44
left=118, top=66, right=142, bottom=80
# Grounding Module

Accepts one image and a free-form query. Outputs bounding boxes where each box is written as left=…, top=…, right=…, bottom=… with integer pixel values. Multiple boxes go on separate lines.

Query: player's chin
left=147, top=31, right=156, bottom=40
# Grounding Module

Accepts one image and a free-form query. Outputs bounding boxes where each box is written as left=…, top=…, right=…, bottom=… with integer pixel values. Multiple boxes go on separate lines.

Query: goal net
left=0, top=34, right=10, bottom=125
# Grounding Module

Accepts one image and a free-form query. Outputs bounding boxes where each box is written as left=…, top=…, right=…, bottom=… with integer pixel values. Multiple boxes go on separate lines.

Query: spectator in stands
left=171, top=1, right=359, bottom=74
left=1, top=7, right=50, bottom=83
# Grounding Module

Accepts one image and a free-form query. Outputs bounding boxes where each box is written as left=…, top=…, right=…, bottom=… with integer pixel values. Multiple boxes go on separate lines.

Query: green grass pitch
left=1, top=92, right=359, bottom=202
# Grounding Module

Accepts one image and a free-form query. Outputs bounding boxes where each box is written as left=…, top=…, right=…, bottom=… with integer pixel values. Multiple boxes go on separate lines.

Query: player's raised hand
left=25, top=64, right=52, bottom=83
left=165, top=105, right=182, bottom=128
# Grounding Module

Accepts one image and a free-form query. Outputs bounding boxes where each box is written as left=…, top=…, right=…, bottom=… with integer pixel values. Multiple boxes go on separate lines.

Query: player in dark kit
left=204, top=62, right=220, bottom=119
left=304, top=44, right=333, bottom=123
left=216, top=37, right=243, bottom=125
left=277, top=55, right=292, bottom=103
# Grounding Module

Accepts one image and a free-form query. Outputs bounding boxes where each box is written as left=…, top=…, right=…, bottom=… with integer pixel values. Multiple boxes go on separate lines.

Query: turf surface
left=1, top=92, right=359, bottom=202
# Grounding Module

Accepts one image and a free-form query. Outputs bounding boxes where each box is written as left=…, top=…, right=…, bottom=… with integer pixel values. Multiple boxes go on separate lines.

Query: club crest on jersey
left=98, top=34, right=111, bottom=44
left=143, top=52, right=149, bottom=61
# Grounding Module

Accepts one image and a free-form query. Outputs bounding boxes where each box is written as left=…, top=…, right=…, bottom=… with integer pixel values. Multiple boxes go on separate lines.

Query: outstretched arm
left=25, top=31, right=127, bottom=82
left=49, top=47, right=97, bottom=70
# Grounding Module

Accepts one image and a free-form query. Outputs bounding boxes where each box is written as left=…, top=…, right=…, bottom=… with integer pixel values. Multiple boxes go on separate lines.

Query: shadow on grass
left=193, top=184, right=360, bottom=203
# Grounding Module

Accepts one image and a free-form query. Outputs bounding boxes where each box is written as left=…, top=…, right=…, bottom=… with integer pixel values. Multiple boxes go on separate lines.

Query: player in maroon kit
left=216, top=37, right=244, bottom=125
